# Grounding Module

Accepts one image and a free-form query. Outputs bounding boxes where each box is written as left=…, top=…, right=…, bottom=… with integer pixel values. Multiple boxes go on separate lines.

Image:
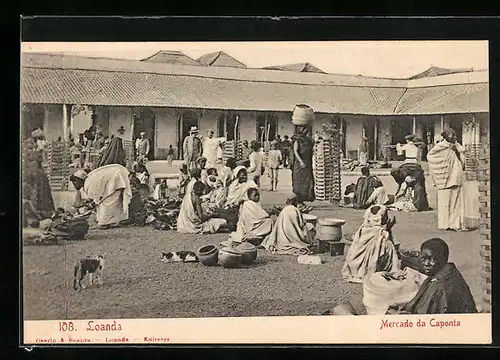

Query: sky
left=21, top=41, right=489, bottom=79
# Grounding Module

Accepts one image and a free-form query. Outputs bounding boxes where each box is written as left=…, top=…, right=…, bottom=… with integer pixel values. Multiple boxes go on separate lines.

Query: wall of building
left=237, top=111, right=257, bottom=142
left=43, top=104, right=64, bottom=141
left=93, top=106, right=110, bottom=136
left=109, top=106, right=133, bottom=140
left=343, top=115, right=363, bottom=158
left=154, top=107, right=179, bottom=159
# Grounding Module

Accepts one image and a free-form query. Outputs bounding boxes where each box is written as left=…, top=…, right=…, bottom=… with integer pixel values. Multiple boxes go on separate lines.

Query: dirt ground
left=23, top=170, right=484, bottom=320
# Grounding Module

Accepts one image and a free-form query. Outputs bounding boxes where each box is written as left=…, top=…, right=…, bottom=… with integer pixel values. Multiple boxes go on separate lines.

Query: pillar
left=412, top=117, right=416, bottom=134
left=373, top=118, right=378, bottom=161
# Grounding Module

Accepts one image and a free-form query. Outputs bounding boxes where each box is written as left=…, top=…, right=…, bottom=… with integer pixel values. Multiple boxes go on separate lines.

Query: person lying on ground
left=386, top=238, right=478, bottom=314
left=69, top=165, right=133, bottom=229
left=342, top=205, right=399, bottom=284
left=259, top=196, right=314, bottom=255
left=352, top=166, right=380, bottom=210
left=176, top=180, right=227, bottom=234
left=224, top=188, right=274, bottom=246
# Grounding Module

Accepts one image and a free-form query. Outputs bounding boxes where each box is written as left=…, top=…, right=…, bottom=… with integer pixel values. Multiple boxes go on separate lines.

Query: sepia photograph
left=20, top=39, right=491, bottom=344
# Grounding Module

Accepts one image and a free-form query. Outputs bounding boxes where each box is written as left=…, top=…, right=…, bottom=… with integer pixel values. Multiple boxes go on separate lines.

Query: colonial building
left=21, top=51, right=489, bottom=161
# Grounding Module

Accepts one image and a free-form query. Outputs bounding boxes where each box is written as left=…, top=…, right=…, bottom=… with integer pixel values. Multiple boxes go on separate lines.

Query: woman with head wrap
left=352, top=166, right=379, bottom=210
left=224, top=166, right=258, bottom=208
left=388, top=238, right=477, bottom=314
left=22, top=129, right=55, bottom=218
left=342, top=205, right=399, bottom=283
left=95, top=137, right=126, bottom=169
left=427, top=128, right=472, bottom=231
left=69, top=164, right=132, bottom=229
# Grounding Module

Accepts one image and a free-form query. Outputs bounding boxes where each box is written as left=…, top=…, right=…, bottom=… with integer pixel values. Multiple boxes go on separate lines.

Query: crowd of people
left=22, top=123, right=481, bottom=315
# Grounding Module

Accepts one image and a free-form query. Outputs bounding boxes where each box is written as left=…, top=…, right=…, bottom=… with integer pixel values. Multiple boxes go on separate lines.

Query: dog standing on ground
left=73, top=255, right=105, bottom=291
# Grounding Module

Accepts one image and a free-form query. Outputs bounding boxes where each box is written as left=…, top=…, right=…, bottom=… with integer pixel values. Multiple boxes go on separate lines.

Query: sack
left=51, top=218, right=90, bottom=240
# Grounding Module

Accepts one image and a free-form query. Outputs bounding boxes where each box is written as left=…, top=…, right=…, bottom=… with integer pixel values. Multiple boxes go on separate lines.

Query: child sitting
left=153, top=179, right=168, bottom=200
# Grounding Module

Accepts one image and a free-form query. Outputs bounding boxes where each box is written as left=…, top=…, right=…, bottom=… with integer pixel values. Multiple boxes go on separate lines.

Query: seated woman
left=390, top=176, right=429, bottom=212
left=259, top=196, right=314, bottom=255
left=177, top=180, right=227, bottom=234
left=69, top=164, right=133, bottom=229
left=218, top=157, right=237, bottom=188
left=224, top=166, right=258, bottom=208
left=365, top=178, right=391, bottom=206
left=352, top=166, right=380, bottom=209
left=387, top=238, right=477, bottom=314
left=226, top=188, right=274, bottom=245
left=342, top=205, right=399, bottom=284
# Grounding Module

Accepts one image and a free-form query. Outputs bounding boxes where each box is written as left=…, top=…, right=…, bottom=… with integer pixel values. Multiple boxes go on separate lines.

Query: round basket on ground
left=218, top=247, right=243, bottom=268
left=196, top=244, right=219, bottom=266
left=317, top=218, right=346, bottom=242
left=234, top=242, right=258, bottom=265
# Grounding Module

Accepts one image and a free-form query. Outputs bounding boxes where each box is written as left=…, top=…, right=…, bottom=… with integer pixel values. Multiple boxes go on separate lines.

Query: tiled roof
left=20, top=53, right=490, bottom=115
left=140, top=50, right=201, bottom=66
left=196, top=51, right=247, bottom=68
left=263, top=63, right=326, bottom=74
left=21, top=67, right=408, bottom=114
left=408, top=66, right=474, bottom=80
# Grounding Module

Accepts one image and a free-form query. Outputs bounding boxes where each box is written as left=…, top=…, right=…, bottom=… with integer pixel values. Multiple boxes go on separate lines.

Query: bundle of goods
left=50, top=208, right=91, bottom=240
left=23, top=226, right=60, bottom=245
left=144, top=198, right=181, bottom=231
left=314, top=138, right=341, bottom=203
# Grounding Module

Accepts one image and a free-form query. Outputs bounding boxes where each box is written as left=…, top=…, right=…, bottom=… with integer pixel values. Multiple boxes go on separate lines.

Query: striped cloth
left=426, top=141, right=464, bottom=190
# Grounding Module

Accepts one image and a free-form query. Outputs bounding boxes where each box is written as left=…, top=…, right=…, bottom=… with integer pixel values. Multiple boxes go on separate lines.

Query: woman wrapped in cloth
left=427, top=128, right=479, bottom=231
left=342, top=205, right=399, bottom=284
left=291, top=125, right=315, bottom=213
left=259, top=196, right=314, bottom=255
left=70, top=164, right=133, bottom=229
left=390, top=134, right=430, bottom=211
left=22, top=129, right=55, bottom=218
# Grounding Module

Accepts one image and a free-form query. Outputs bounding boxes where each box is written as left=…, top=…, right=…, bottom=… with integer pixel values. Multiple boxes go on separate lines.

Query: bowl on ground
left=303, top=214, right=318, bottom=227
left=196, top=244, right=219, bottom=266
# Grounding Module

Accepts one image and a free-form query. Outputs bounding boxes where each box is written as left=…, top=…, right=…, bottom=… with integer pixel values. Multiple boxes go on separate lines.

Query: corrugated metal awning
left=21, top=67, right=408, bottom=115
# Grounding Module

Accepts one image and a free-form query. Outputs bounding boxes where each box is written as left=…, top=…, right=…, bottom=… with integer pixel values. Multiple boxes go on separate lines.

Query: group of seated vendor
left=344, top=166, right=429, bottom=212
left=341, top=203, right=477, bottom=314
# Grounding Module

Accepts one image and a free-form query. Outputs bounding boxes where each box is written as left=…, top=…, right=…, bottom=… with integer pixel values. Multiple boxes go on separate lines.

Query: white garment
left=366, top=186, right=389, bottom=206
left=396, top=142, right=419, bottom=164
left=248, top=151, right=264, bottom=178
left=202, top=137, right=225, bottom=168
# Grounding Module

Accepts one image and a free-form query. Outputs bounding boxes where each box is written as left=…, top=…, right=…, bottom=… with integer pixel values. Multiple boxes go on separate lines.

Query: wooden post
left=62, top=104, right=68, bottom=141
left=412, top=117, right=417, bottom=134
left=440, top=116, right=444, bottom=133
left=374, top=118, right=378, bottom=161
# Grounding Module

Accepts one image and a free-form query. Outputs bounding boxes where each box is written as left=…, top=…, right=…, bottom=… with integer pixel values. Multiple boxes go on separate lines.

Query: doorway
left=178, top=110, right=199, bottom=159
left=256, top=113, right=278, bottom=143
left=217, top=112, right=240, bottom=141
left=391, top=117, right=413, bottom=160
left=133, top=108, right=156, bottom=160
left=362, top=118, right=376, bottom=160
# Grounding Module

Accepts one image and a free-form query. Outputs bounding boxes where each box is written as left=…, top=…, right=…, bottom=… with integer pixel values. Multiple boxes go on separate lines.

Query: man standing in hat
left=135, top=131, right=150, bottom=163
left=183, top=126, right=203, bottom=170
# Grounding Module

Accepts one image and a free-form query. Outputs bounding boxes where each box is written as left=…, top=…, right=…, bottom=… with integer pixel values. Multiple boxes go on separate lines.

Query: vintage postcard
left=21, top=40, right=491, bottom=345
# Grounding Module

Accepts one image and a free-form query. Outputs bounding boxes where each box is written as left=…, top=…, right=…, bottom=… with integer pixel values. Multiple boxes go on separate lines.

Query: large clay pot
left=234, top=242, right=258, bottom=265
left=218, top=247, right=243, bottom=268
left=292, top=104, right=315, bottom=126
left=196, top=244, right=219, bottom=266
left=317, top=218, right=346, bottom=242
